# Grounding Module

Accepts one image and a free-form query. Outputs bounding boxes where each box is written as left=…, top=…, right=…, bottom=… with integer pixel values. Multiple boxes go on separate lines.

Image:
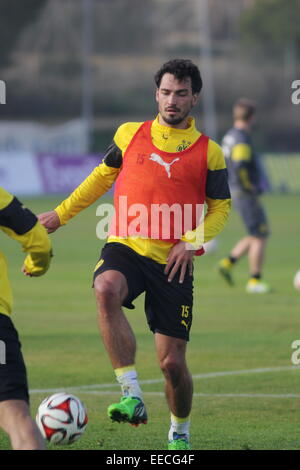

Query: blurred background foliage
left=0, top=0, right=299, bottom=152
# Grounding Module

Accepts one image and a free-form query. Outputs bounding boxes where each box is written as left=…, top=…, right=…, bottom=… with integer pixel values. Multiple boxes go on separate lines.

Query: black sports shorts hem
left=0, top=313, right=29, bottom=404
left=152, top=328, right=190, bottom=341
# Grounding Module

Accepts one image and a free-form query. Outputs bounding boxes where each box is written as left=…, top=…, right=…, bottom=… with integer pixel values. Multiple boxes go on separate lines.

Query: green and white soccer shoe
left=107, top=396, right=147, bottom=427
left=168, top=432, right=191, bottom=450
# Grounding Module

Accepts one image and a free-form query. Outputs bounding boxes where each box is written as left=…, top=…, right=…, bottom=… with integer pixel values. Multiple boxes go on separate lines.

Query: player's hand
left=21, top=265, right=46, bottom=277
left=22, top=265, right=33, bottom=277
left=38, top=211, right=61, bottom=234
left=22, top=250, right=53, bottom=277
left=164, top=241, right=195, bottom=284
left=21, top=264, right=47, bottom=277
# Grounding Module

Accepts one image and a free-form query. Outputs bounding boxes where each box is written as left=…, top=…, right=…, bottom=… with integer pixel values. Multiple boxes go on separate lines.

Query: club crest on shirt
left=176, top=140, right=191, bottom=152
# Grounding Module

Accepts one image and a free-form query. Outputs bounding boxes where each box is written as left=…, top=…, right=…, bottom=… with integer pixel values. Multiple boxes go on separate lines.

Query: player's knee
left=159, top=355, right=183, bottom=386
left=94, top=277, right=123, bottom=309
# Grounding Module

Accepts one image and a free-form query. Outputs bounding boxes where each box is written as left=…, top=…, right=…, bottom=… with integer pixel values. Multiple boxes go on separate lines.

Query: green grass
left=0, top=194, right=299, bottom=450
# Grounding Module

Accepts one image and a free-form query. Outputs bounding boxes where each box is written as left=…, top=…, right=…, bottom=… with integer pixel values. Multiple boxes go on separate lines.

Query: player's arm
left=0, top=187, right=52, bottom=276
left=231, top=143, right=256, bottom=193
left=39, top=123, right=142, bottom=233
left=55, top=141, right=122, bottom=225
left=181, top=140, right=231, bottom=250
left=39, top=145, right=122, bottom=232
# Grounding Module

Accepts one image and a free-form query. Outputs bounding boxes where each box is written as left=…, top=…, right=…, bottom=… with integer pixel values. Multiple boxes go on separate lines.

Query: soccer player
left=218, top=98, right=271, bottom=293
left=38, top=59, right=231, bottom=450
left=0, top=187, right=52, bottom=450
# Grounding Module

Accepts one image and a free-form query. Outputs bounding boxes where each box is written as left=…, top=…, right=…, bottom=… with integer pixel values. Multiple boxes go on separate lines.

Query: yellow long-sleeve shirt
left=55, top=116, right=231, bottom=263
left=0, top=187, right=52, bottom=316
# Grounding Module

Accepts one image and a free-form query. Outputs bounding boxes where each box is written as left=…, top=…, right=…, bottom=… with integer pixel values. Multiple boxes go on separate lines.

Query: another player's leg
left=0, top=400, right=45, bottom=450
left=94, top=269, right=147, bottom=426
left=246, top=236, right=272, bottom=293
left=0, top=313, right=45, bottom=449
left=218, top=236, right=252, bottom=285
left=243, top=200, right=271, bottom=293
left=155, top=333, right=192, bottom=450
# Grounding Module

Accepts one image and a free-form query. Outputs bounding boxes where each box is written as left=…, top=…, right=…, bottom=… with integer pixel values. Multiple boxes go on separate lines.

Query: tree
left=0, top=0, right=47, bottom=69
left=240, top=0, right=300, bottom=56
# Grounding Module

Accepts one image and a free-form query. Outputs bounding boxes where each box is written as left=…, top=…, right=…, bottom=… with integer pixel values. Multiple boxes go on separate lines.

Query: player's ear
left=155, top=88, right=159, bottom=103
left=192, top=93, right=200, bottom=107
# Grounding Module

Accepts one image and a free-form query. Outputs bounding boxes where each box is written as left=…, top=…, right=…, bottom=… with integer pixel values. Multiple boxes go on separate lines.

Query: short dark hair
left=154, top=59, right=203, bottom=94
left=233, top=98, right=256, bottom=122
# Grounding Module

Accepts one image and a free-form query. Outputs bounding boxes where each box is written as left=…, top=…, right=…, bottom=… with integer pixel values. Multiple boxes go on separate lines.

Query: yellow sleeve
left=231, top=143, right=252, bottom=162
left=55, top=162, right=120, bottom=225
left=55, top=123, right=144, bottom=225
left=113, top=122, right=143, bottom=155
left=230, top=143, right=255, bottom=191
left=207, top=139, right=227, bottom=170
left=0, top=187, right=13, bottom=209
left=1, top=223, right=52, bottom=276
left=22, top=222, right=53, bottom=276
left=182, top=198, right=231, bottom=248
left=238, top=168, right=255, bottom=191
left=203, top=198, right=231, bottom=242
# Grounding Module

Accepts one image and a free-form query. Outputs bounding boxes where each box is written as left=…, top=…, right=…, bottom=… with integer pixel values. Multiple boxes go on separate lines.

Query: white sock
left=168, top=413, right=190, bottom=440
left=114, top=366, right=143, bottom=399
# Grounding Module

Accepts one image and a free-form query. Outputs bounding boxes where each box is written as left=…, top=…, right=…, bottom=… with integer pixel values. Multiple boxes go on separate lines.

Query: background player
left=0, top=187, right=52, bottom=449
left=218, top=98, right=271, bottom=293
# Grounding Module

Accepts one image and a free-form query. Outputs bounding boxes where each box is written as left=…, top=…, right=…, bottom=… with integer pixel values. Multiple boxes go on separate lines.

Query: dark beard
left=162, top=109, right=189, bottom=126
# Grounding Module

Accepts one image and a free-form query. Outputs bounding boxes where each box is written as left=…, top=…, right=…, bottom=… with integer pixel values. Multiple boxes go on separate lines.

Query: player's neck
left=234, top=120, right=251, bottom=132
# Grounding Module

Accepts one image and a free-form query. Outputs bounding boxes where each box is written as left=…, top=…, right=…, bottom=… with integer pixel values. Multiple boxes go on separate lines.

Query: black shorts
left=93, top=243, right=194, bottom=341
left=0, top=313, right=29, bottom=403
left=232, top=191, right=270, bottom=238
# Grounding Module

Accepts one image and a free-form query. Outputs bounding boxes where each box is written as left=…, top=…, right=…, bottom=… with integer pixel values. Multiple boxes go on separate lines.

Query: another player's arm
left=181, top=140, right=231, bottom=249
left=0, top=187, right=52, bottom=276
left=231, top=143, right=256, bottom=193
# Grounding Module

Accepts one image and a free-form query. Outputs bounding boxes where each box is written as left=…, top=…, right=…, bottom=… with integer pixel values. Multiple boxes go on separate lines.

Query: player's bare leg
left=230, top=235, right=252, bottom=259
left=248, top=236, right=267, bottom=276
left=155, top=333, right=192, bottom=417
left=219, top=236, right=252, bottom=285
left=0, top=400, right=45, bottom=450
left=246, top=236, right=271, bottom=292
left=94, top=270, right=146, bottom=425
left=94, top=270, right=135, bottom=368
left=155, top=333, right=192, bottom=448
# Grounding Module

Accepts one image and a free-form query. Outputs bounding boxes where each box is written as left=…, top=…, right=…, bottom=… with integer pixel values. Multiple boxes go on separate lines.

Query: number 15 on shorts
left=181, top=305, right=190, bottom=330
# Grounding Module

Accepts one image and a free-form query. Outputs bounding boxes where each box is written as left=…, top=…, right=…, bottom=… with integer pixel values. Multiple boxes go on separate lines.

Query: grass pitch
left=0, top=194, right=299, bottom=450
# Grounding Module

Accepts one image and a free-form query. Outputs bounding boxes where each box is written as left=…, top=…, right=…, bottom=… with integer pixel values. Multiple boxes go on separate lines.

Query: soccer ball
left=36, top=393, right=88, bottom=444
left=293, top=270, right=300, bottom=290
